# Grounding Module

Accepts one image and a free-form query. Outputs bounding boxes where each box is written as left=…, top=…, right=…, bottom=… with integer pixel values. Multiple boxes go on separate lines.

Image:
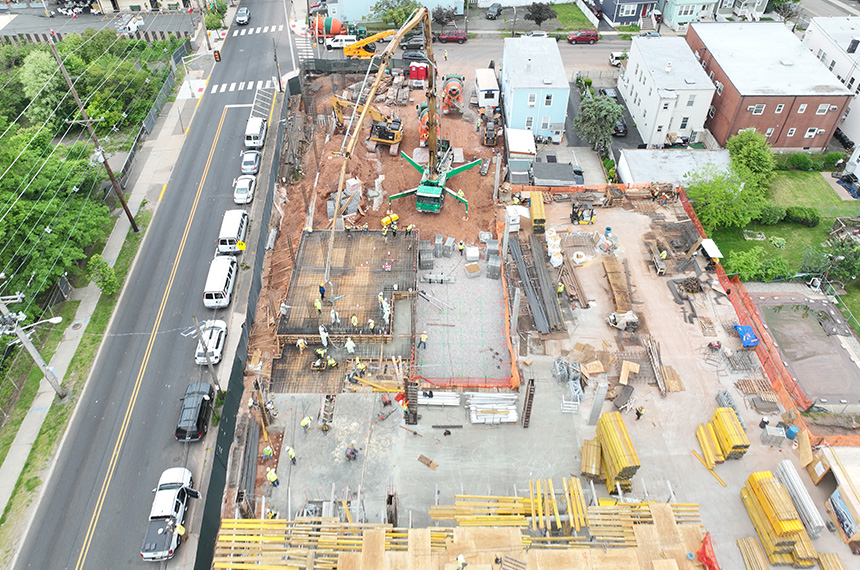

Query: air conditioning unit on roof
left=747, top=106, right=756, bottom=111
left=830, top=105, right=839, bottom=111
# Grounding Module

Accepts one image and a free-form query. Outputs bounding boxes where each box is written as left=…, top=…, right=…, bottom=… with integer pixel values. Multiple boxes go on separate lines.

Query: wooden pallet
left=661, top=365, right=685, bottom=392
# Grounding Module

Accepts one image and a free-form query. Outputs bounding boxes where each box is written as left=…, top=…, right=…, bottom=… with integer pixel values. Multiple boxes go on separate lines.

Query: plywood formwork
left=602, top=256, right=631, bottom=313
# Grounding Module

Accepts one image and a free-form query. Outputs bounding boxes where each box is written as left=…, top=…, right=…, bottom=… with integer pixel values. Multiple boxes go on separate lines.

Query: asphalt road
left=13, top=1, right=292, bottom=568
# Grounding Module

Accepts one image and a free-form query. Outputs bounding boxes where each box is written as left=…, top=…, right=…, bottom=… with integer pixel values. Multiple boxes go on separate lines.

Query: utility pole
left=192, top=315, right=223, bottom=397
left=47, top=39, right=139, bottom=233
left=0, top=294, right=67, bottom=399
left=273, top=39, right=283, bottom=93
left=196, top=0, right=213, bottom=51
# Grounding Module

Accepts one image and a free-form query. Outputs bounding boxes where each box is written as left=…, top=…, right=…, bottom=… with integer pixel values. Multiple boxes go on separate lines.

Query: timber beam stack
left=741, top=471, right=817, bottom=567
left=596, top=412, right=640, bottom=492
left=579, top=438, right=604, bottom=482
left=712, top=407, right=750, bottom=460
left=695, top=422, right=725, bottom=469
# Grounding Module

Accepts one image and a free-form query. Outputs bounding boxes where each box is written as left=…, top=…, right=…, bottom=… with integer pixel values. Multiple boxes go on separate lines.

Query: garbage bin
left=759, top=417, right=770, bottom=429
left=786, top=425, right=800, bottom=440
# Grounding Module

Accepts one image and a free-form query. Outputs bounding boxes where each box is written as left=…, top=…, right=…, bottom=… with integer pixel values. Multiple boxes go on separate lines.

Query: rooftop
left=617, top=149, right=731, bottom=185
left=632, top=37, right=715, bottom=91
left=502, top=37, right=569, bottom=91
left=807, top=17, right=860, bottom=63
left=691, top=22, right=851, bottom=96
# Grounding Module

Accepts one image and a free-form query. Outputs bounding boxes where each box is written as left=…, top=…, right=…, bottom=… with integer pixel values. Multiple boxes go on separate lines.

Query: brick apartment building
left=686, top=22, right=851, bottom=152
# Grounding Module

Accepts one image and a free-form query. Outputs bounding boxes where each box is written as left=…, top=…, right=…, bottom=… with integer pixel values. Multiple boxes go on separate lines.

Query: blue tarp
left=734, top=325, right=760, bottom=348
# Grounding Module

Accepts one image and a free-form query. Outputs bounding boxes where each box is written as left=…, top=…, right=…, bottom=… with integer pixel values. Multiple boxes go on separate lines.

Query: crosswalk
left=209, top=79, right=278, bottom=94
left=231, top=24, right=285, bottom=37
left=295, top=36, right=314, bottom=61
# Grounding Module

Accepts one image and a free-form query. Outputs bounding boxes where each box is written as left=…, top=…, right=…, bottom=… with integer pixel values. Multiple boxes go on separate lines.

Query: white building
left=803, top=17, right=860, bottom=145
left=616, top=148, right=731, bottom=185
left=617, top=37, right=715, bottom=148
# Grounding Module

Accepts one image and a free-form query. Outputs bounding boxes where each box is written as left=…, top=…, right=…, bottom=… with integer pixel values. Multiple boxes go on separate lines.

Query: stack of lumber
left=580, top=439, right=604, bottom=482
left=741, top=471, right=817, bottom=567
left=596, top=412, right=640, bottom=492
left=695, top=423, right=725, bottom=469
left=737, top=536, right=768, bottom=570
left=775, top=459, right=826, bottom=539
left=818, top=553, right=848, bottom=570
left=711, top=407, right=750, bottom=460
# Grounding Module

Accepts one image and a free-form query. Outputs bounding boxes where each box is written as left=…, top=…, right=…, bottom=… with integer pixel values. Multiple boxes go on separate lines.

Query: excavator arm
left=343, top=30, right=396, bottom=59
left=330, top=95, right=385, bottom=129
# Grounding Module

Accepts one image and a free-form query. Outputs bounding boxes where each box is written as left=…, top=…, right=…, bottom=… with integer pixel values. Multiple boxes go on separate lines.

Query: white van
left=116, top=15, right=144, bottom=35
left=244, top=117, right=267, bottom=149
left=325, top=35, right=358, bottom=50
left=203, top=256, right=238, bottom=309
left=217, top=210, right=249, bottom=255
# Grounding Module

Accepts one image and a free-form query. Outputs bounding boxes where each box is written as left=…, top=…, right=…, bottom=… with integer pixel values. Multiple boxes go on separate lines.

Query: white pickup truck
left=140, top=468, right=200, bottom=562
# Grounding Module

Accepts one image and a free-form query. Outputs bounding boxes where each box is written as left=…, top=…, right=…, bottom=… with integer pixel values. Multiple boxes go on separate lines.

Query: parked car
left=240, top=150, right=261, bottom=175
left=571, top=165, right=585, bottom=186
left=235, top=7, right=250, bottom=25
left=638, top=31, right=661, bottom=38
left=567, top=30, right=598, bottom=44
left=609, top=52, right=626, bottom=67
left=437, top=29, right=467, bottom=44
left=195, top=320, right=227, bottom=365
left=175, top=383, right=215, bottom=442
left=401, top=50, right=427, bottom=62
left=140, top=468, right=199, bottom=561
left=233, top=175, right=256, bottom=205
left=486, top=3, right=502, bottom=19
left=524, top=31, right=548, bottom=38
left=598, top=87, right=619, bottom=102
left=613, top=120, right=628, bottom=137
left=400, top=36, right=425, bottom=50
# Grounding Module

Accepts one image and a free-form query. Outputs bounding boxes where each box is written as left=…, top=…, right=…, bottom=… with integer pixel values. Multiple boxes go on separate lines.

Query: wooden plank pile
left=580, top=438, right=604, bottom=482
left=736, top=536, right=769, bottom=570
left=818, top=552, right=848, bottom=570
left=741, top=471, right=817, bottom=567
left=596, top=412, right=640, bottom=492
left=711, top=407, right=750, bottom=460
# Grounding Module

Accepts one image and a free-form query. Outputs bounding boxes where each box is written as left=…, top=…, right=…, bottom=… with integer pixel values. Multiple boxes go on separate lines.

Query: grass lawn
left=710, top=222, right=831, bottom=272
left=552, top=4, right=594, bottom=30
left=769, top=171, right=860, bottom=217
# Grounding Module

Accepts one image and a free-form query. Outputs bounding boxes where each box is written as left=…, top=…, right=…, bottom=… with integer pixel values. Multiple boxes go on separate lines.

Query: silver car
left=240, top=150, right=261, bottom=174
left=236, top=7, right=250, bottom=25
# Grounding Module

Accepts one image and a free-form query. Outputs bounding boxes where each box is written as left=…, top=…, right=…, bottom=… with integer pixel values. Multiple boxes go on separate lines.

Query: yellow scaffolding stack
left=580, top=438, right=604, bottom=482
left=596, top=412, right=640, bottom=492
left=712, top=407, right=750, bottom=460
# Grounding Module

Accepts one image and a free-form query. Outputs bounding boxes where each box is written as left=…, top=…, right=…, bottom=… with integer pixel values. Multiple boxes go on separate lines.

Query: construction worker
left=176, top=522, right=186, bottom=537
left=458, top=241, right=465, bottom=255
left=368, top=318, right=375, bottom=332
left=391, top=222, right=398, bottom=238
left=314, top=298, right=322, bottom=315
left=457, top=189, right=465, bottom=199
left=635, top=407, right=644, bottom=421
left=557, top=282, right=565, bottom=297
left=405, top=224, right=414, bottom=237
left=345, top=337, right=356, bottom=354
left=301, top=416, right=312, bottom=433
left=356, top=359, right=367, bottom=377
left=345, top=443, right=358, bottom=461
left=315, top=347, right=327, bottom=358
left=378, top=291, right=384, bottom=307
left=286, top=446, right=297, bottom=465
left=319, top=282, right=326, bottom=299
left=381, top=224, right=388, bottom=237
left=418, top=331, right=428, bottom=349
left=248, top=397, right=258, bottom=409
left=345, top=225, right=352, bottom=237
left=660, top=250, right=667, bottom=260
left=444, top=49, right=448, bottom=61
left=330, top=308, right=340, bottom=324
left=362, top=223, right=369, bottom=234
left=351, top=314, right=359, bottom=328
left=327, top=355, right=338, bottom=368
left=262, top=445, right=274, bottom=462
left=266, top=467, right=280, bottom=487
left=311, top=358, right=326, bottom=371
left=476, top=118, right=481, bottom=132
left=401, top=399, right=409, bottom=420
left=457, top=554, right=467, bottom=569
left=296, top=338, right=307, bottom=354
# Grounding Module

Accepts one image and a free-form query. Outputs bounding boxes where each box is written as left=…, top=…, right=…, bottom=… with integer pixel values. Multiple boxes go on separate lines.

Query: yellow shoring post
left=529, top=480, right=537, bottom=532
left=691, top=450, right=727, bottom=487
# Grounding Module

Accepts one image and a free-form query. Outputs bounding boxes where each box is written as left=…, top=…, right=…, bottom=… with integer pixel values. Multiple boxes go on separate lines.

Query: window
left=816, top=103, right=829, bottom=115
left=687, top=95, right=696, bottom=107
left=709, top=71, right=714, bottom=80
left=680, top=117, right=689, bottom=129
left=787, top=128, right=796, bottom=137
left=830, top=60, right=837, bottom=71
left=619, top=5, right=636, bottom=16
left=716, top=82, right=723, bottom=95
left=544, top=94, right=553, bottom=107
left=656, top=125, right=663, bottom=132
left=525, top=117, right=534, bottom=130
left=798, top=104, right=807, bottom=113
left=765, top=128, right=774, bottom=137
left=540, top=116, right=550, bottom=130
left=804, top=127, right=818, bottom=138
left=678, top=4, right=695, bottom=16
left=752, top=104, right=765, bottom=115
left=662, top=102, right=669, bottom=110
left=775, top=104, right=784, bottom=114
left=708, top=105, right=715, bottom=118
left=850, top=77, right=856, bottom=89
left=528, top=93, right=536, bottom=107
left=648, top=87, right=652, bottom=96
left=817, top=48, right=825, bottom=61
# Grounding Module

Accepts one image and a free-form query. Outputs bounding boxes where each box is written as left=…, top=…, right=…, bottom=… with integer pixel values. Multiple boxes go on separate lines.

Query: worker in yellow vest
left=314, top=298, right=322, bottom=315
left=301, top=416, right=312, bottom=433
left=458, top=241, right=465, bottom=255
left=327, top=355, right=338, bottom=368
left=351, top=314, right=359, bottom=327
left=418, top=331, right=428, bottom=349
left=266, top=468, right=280, bottom=487
left=557, top=282, right=565, bottom=297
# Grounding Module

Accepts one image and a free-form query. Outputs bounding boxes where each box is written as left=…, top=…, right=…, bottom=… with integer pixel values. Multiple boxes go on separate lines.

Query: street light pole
left=0, top=295, right=67, bottom=399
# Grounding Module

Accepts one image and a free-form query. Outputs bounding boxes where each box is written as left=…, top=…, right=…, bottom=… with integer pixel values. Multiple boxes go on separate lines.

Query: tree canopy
left=431, top=6, right=456, bottom=27
left=572, top=96, right=623, bottom=150
left=684, top=165, right=764, bottom=233
left=726, top=129, right=775, bottom=195
left=372, top=0, right=422, bottom=27
left=524, top=3, right=557, bottom=28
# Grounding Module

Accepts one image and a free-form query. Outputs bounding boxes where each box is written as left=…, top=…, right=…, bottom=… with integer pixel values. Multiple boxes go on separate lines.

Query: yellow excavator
left=330, top=94, right=403, bottom=155
left=343, top=30, right=397, bottom=59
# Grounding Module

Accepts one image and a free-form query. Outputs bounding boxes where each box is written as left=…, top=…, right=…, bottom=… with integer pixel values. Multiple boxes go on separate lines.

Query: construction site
left=211, top=9, right=859, bottom=570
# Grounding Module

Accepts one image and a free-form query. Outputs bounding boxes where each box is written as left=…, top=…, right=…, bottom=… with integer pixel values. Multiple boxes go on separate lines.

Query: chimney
left=665, top=61, right=672, bottom=73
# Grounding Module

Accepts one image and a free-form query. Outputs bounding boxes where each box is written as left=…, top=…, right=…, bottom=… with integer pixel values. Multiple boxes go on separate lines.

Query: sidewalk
left=0, top=19, right=215, bottom=560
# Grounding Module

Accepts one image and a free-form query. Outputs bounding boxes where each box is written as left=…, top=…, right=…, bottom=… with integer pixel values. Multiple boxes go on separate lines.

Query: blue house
left=655, top=0, right=718, bottom=31
left=326, top=1, right=463, bottom=23
left=500, top=38, right=569, bottom=142
left=596, top=0, right=657, bottom=25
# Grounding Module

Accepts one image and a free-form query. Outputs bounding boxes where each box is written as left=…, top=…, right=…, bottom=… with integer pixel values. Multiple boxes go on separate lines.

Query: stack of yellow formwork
left=596, top=412, right=640, bottom=492
left=741, top=471, right=817, bottom=568
left=695, top=423, right=725, bottom=469
left=712, top=407, right=750, bottom=460
left=818, top=553, right=848, bottom=570
left=580, top=438, right=604, bottom=482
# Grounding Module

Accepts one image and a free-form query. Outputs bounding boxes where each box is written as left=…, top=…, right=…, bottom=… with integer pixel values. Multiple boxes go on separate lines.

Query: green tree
left=726, top=247, right=764, bottom=281
left=826, top=241, right=860, bottom=282
left=572, top=96, right=623, bottom=151
left=87, top=254, right=119, bottom=295
left=372, top=0, right=422, bottom=27
left=524, top=3, right=557, bottom=29
left=726, top=129, right=775, bottom=195
left=19, top=49, right=68, bottom=126
left=684, top=165, right=764, bottom=232
left=432, top=6, right=456, bottom=27
left=205, top=12, right=223, bottom=31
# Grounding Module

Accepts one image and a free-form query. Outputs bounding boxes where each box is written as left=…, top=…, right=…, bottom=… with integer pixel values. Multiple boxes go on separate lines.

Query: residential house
left=714, top=0, right=766, bottom=22
left=500, top=37, right=570, bottom=142
left=331, top=0, right=463, bottom=23
left=686, top=22, right=851, bottom=151
left=596, top=0, right=657, bottom=26
left=617, top=37, right=715, bottom=147
left=655, top=0, right=718, bottom=32
left=616, top=148, right=730, bottom=184
left=802, top=17, right=860, bottom=146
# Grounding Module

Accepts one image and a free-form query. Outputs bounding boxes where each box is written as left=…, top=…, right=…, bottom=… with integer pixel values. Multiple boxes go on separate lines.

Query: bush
left=786, top=153, right=814, bottom=171
left=205, top=13, right=223, bottom=30
left=824, top=152, right=844, bottom=169
left=785, top=206, right=820, bottom=228
left=214, top=0, right=228, bottom=16
left=602, top=158, right=615, bottom=171
left=87, top=254, right=119, bottom=296
left=756, top=202, right=786, bottom=225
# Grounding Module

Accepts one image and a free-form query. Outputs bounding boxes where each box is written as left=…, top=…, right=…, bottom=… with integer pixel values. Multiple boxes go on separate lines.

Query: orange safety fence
left=678, top=188, right=860, bottom=446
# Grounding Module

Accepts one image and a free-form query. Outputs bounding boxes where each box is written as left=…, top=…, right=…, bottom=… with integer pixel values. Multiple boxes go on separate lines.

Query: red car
left=567, top=30, right=598, bottom=44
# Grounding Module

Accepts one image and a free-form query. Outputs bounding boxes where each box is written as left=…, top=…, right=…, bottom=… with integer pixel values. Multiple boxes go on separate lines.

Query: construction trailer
left=473, top=68, right=500, bottom=113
